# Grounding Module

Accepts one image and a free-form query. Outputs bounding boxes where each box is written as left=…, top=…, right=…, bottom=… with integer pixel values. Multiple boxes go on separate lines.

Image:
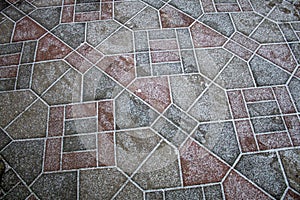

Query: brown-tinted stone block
left=77, top=43, right=103, bottom=64
left=64, top=0, right=75, bottom=5
left=215, top=4, right=241, bottom=12
left=202, top=0, right=216, bottom=12
left=224, top=40, right=253, bottom=61
left=0, top=66, right=17, bottom=78
left=273, top=86, right=296, bottom=114
left=98, top=132, right=115, bottom=166
left=101, top=2, right=113, bottom=20
left=151, top=51, right=180, bottom=63
left=0, top=54, right=20, bottom=66
left=66, top=102, right=97, bottom=119
left=44, top=138, right=62, bottom=172
left=13, top=17, right=46, bottom=42
left=283, top=189, right=300, bottom=200
left=65, top=51, right=92, bottom=73
left=257, top=132, right=292, bottom=150
left=284, top=115, right=300, bottom=146
left=62, top=151, right=97, bottom=170
left=75, top=12, right=100, bottom=22
left=243, top=87, right=274, bottom=102
left=235, top=120, right=258, bottom=152
left=160, top=5, right=194, bottom=28
left=227, top=90, right=248, bottom=119
left=61, top=5, right=74, bottom=23
left=98, top=101, right=114, bottom=132
left=48, top=106, right=64, bottom=137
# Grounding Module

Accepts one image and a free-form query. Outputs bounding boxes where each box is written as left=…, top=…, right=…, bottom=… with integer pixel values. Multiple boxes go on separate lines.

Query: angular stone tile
left=42, top=69, right=81, bottom=105
left=6, top=100, right=48, bottom=139
left=288, top=77, right=300, bottom=112
left=115, top=91, right=159, bottom=129
left=189, top=84, right=231, bottom=122
left=165, top=187, right=203, bottom=200
left=280, top=149, right=300, bottom=192
left=251, top=116, right=286, bottom=133
left=52, top=23, right=85, bottom=49
left=13, top=17, right=46, bottom=42
left=86, top=20, right=120, bottom=47
left=32, top=60, right=70, bottom=95
left=227, top=90, right=248, bottom=119
left=44, top=137, right=61, bottom=172
left=116, top=129, right=160, bottom=175
left=274, top=86, right=297, bottom=114
left=98, top=132, right=115, bottom=166
left=243, top=87, right=275, bottom=102
left=223, top=170, right=272, bottom=200
left=0, top=19, right=14, bottom=44
left=193, top=121, right=240, bottom=165
left=176, top=28, right=193, bottom=49
left=160, top=5, right=194, bottom=28
left=1, top=182, right=31, bottom=200
left=180, top=139, right=229, bottom=185
left=250, top=56, right=290, bottom=86
left=224, top=40, right=253, bottom=61
left=80, top=168, right=127, bottom=200
left=236, top=152, right=287, bottom=198
left=0, top=90, right=36, bottom=127
left=1, top=139, right=44, bottom=184
left=21, top=41, right=37, bottom=64
left=181, top=50, right=198, bottom=73
left=251, top=19, right=285, bottom=43
left=114, top=1, right=145, bottom=24
left=0, top=128, right=11, bottom=151
left=169, top=0, right=203, bottom=19
left=247, top=101, right=280, bottom=117
left=191, top=22, right=227, bottom=48
left=280, top=23, right=299, bottom=42
left=14, top=1, right=35, bottom=14
left=203, top=184, right=223, bottom=200
left=36, top=34, right=72, bottom=62
left=30, top=7, right=61, bottom=30
left=200, top=13, right=234, bottom=37
left=231, top=12, right=263, bottom=36
left=129, top=77, right=171, bottom=113
left=126, top=7, right=160, bottom=30
left=170, top=74, right=210, bottom=111
left=65, top=118, right=97, bottom=135
left=32, top=172, right=77, bottom=200
left=152, top=62, right=182, bottom=76
left=65, top=51, right=92, bottom=73
left=48, top=106, right=64, bottom=137
left=63, top=134, right=96, bottom=152
left=284, top=115, right=300, bottom=146
left=115, top=181, right=144, bottom=200
left=77, top=43, right=103, bottom=64
left=268, top=1, right=300, bottom=22
left=2, top=6, right=23, bottom=22
left=62, top=151, right=97, bottom=169
left=256, top=132, right=292, bottom=150
left=289, top=43, right=300, bottom=64
left=1, top=168, right=20, bottom=192
left=98, top=101, right=114, bottom=131
left=283, top=189, right=300, bottom=200
left=133, top=142, right=181, bottom=189
left=145, top=191, right=164, bottom=200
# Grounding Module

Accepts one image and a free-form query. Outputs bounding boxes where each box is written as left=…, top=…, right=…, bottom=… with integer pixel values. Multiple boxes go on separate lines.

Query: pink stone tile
left=215, top=3, right=241, bottom=12
left=273, top=86, right=296, bottom=114
left=243, top=87, right=275, bottom=102
left=151, top=51, right=180, bottom=63
left=202, top=0, right=216, bottom=12
left=98, top=132, right=115, bottom=166
left=223, top=170, right=272, bottom=200
left=65, top=51, right=92, bottom=73
left=65, top=102, right=97, bottom=119
left=191, top=22, right=227, bottom=48
left=0, top=66, right=18, bottom=78
left=77, top=43, right=103, bottom=64
left=96, top=55, right=135, bottom=87
left=283, top=189, right=300, bottom=200
left=98, top=101, right=114, bottom=132
left=12, top=17, right=46, bottom=42
left=224, top=40, right=253, bottom=61
left=48, top=106, right=64, bottom=137
left=0, top=54, right=20, bottom=66
left=64, top=0, right=75, bottom=5
left=62, top=151, right=97, bottom=170
left=237, top=0, right=253, bottom=11
left=235, top=120, right=258, bottom=152
left=284, top=115, right=300, bottom=146
left=227, top=90, right=248, bottom=119
left=150, top=39, right=178, bottom=51
left=257, top=44, right=297, bottom=73
left=129, top=77, right=171, bottom=113
left=231, top=32, right=259, bottom=52
left=180, top=139, right=229, bottom=185
left=257, top=132, right=292, bottom=150
left=75, top=12, right=100, bottom=22
left=36, top=34, right=72, bottom=62
left=44, top=138, right=62, bottom=172
left=160, top=5, right=194, bottom=28
left=101, top=2, right=113, bottom=20
left=61, top=5, right=74, bottom=23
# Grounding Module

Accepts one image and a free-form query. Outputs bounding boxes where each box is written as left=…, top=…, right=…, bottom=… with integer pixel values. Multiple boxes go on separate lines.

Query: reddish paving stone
left=257, top=132, right=292, bottom=150
left=65, top=102, right=97, bottom=119
left=223, top=170, right=272, bottom=200
left=0, top=54, right=20, bottom=66
left=48, top=106, right=64, bottom=137
left=0, top=66, right=18, bottom=78
left=235, top=120, right=258, bottom=152
left=202, top=0, right=216, bottom=12
left=284, top=115, right=300, bottom=146
left=151, top=51, right=180, bottom=63
left=98, top=101, right=114, bottom=132
left=215, top=4, right=241, bottom=12
left=129, top=77, right=171, bottom=113
left=36, top=34, right=72, bottom=62
left=227, top=90, right=248, bottom=119
left=180, top=139, right=229, bottom=185
left=224, top=40, right=253, bottom=61
left=101, top=2, right=113, bottom=20
left=65, top=51, right=92, bottom=73
left=61, top=5, right=74, bottom=23
left=273, top=86, right=297, bottom=114
left=96, top=55, right=135, bottom=87
left=160, top=5, right=194, bottom=28
left=44, top=138, right=62, bottom=172
left=243, top=87, right=275, bottom=102
left=62, top=151, right=97, bottom=170
left=283, top=189, right=300, bottom=200
left=77, top=43, right=103, bottom=64
left=149, top=39, right=178, bottom=51
left=75, top=12, right=100, bottom=22
left=191, top=22, right=227, bottom=48
left=13, top=17, right=46, bottom=42
left=64, top=0, right=75, bottom=5
left=98, top=132, right=115, bottom=166
left=231, top=32, right=259, bottom=52
left=257, top=44, right=297, bottom=73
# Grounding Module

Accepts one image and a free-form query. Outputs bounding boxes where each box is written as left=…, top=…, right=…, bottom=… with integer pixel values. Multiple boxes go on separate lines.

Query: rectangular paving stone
left=0, top=66, right=17, bottom=79
left=251, top=116, right=286, bottom=133
left=215, top=3, right=240, bottom=12
left=16, top=64, right=32, bottom=89
left=176, top=28, right=193, bottom=49
left=145, top=191, right=164, bottom=200
left=150, top=39, right=178, bottom=51
left=148, top=29, right=176, bottom=40
left=65, top=118, right=97, bottom=135
left=181, top=50, right=198, bottom=73
left=0, top=79, right=15, bottom=91
left=256, top=132, right=292, bottom=150
left=0, top=54, right=20, bottom=66
left=48, top=106, right=64, bottom=137
left=243, top=87, right=275, bottom=102
left=151, top=51, right=180, bottom=63
left=203, top=184, right=223, bottom=200
left=61, top=5, right=74, bottom=23
left=134, top=31, right=149, bottom=52
left=65, top=102, right=97, bottom=119
left=235, top=120, right=258, bottom=152
left=21, top=41, right=37, bottom=64
left=227, top=90, right=248, bottom=119
left=98, top=132, right=115, bottom=166
left=63, top=134, right=96, bottom=152
left=75, top=3, right=100, bottom=12
left=98, top=101, right=114, bottom=131
left=202, top=0, right=216, bottom=12
left=273, top=86, right=296, bottom=114
left=62, top=151, right=97, bottom=170
left=75, top=12, right=100, bottom=22
left=0, top=43, right=22, bottom=55
left=152, top=62, right=182, bottom=75
left=284, top=115, right=300, bottom=146
left=224, top=40, right=253, bottom=61
left=100, top=2, right=113, bottom=20
left=44, top=138, right=62, bottom=172
left=247, top=101, right=280, bottom=117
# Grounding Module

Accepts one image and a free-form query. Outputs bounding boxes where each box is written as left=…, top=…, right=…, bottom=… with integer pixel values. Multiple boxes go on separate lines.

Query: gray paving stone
left=134, top=31, right=149, bottom=52
left=2, top=6, right=24, bottom=22
left=63, top=134, right=96, bottom=152
left=0, top=79, right=15, bottom=91
left=165, top=187, right=203, bottom=200
left=0, top=43, right=22, bottom=55
left=148, top=29, right=176, bottom=40
left=176, top=28, right=193, bottom=49
left=125, top=7, right=160, bottom=30
left=279, top=23, right=299, bottom=42
left=1, top=182, right=30, bottom=200
left=181, top=50, right=198, bottom=73
left=152, top=62, right=182, bottom=76
left=169, top=0, right=203, bottom=19
left=15, top=1, right=35, bottom=14
left=145, top=191, right=164, bottom=200
left=21, top=41, right=37, bottom=64
left=231, top=12, right=263, bottom=36
left=251, top=116, right=286, bottom=133
left=288, top=77, right=300, bottom=112
left=114, top=1, right=146, bottom=24
left=203, top=184, right=223, bottom=200
left=200, top=13, right=234, bottom=37
left=65, top=118, right=97, bottom=135
left=247, top=101, right=281, bottom=117
left=30, top=7, right=61, bottom=30
left=1, top=169, right=20, bottom=192
left=115, top=182, right=144, bottom=200
left=251, top=19, right=285, bottom=43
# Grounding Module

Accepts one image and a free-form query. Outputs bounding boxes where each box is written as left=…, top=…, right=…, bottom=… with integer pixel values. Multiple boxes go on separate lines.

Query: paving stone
left=0, top=79, right=15, bottom=91
left=284, top=115, right=300, bottom=146
left=256, top=132, right=292, bottom=150
left=231, top=12, right=263, bottom=36
left=283, top=189, right=300, bottom=200
left=165, top=187, right=203, bottom=200
left=160, top=5, right=194, bottom=28
left=249, top=0, right=275, bottom=16
left=0, top=1, right=9, bottom=12
left=251, top=116, right=286, bottom=133
left=203, top=184, right=223, bottom=200
left=140, top=0, right=165, bottom=9
left=62, top=151, right=97, bottom=169
left=288, top=77, right=300, bottom=112
left=268, top=1, right=300, bottom=22
left=98, top=132, right=115, bottom=166
left=181, top=50, right=198, bottom=73
left=114, top=1, right=145, bottom=24
left=136, top=53, right=151, bottom=76
left=65, top=51, right=92, bottom=73
left=32, top=172, right=77, bottom=200
left=48, top=106, right=64, bottom=137
left=98, top=101, right=114, bottom=132
left=0, top=43, right=22, bottom=55
left=126, top=6, right=160, bottom=30
left=115, top=182, right=144, bottom=200
left=65, top=118, right=97, bottom=135
left=77, top=43, right=103, bottom=64
left=44, top=137, right=62, bottom=171
left=13, top=17, right=46, bottom=42
left=134, top=31, right=149, bottom=52
left=0, top=19, right=14, bottom=44
left=65, top=102, right=97, bottom=119
left=2, top=6, right=24, bottom=22
left=148, top=29, right=176, bottom=40
left=235, top=152, right=287, bottom=199
left=15, top=1, right=35, bottom=14
left=251, top=19, right=285, bottom=43
left=227, top=90, right=248, bottom=119
left=200, top=13, right=234, bottom=37
left=152, top=62, right=182, bottom=75
left=63, top=134, right=96, bottom=152
left=1, top=182, right=31, bottom=200
left=169, top=0, right=203, bottom=19
left=0, top=128, right=11, bottom=151
left=21, top=41, right=37, bottom=64
left=1, top=139, right=44, bottom=184
left=145, top=191, right=164, bottom=200
left=224, top=40, right=253, bottom=61
left=247, top=101, right=281, bottom=117
left=30, top=7, right=61, bottom=30
left=243, top=87, right=275, bottom=102
left=176, top=28, right=193, bottom=49
left=31, top=0, right=63, bottom=7
left=279, top=23, right=299, bottom=42
left=1, top=169, right=20, bottom=192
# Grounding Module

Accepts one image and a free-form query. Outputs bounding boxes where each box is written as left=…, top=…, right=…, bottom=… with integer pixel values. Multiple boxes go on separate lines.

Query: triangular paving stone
left=180, top=139, right=230, bottom=186
left=0, top=139, right=44, bottom=184
left=32, top=60, right=70, bottom=95
left=169, top=0, right=203, bottom=19
left=42, top=69, right=81, bottom=105
left=36, top=33, right=72, bottom=62
left=189, top=84, right=231, bottom=122
left=231, top=12, right=263, bottom=36
left=12, top=17, right=46, bottom=42
left=115, top=90, right=159, bottom=129
left=251, top=19, right=285, bottom=43
left=6, top=100, right=48, bottom=139
left=160, top=4, right=194, bottom=28
left=0, top=128, right=11, bottom=151
left=125, top=6, right=160, bottom=30
left=80, top=168, right=127, bottom=200
left=288, top=77, right=300, bottom=112
left=32, top=172, right=77, bottom=200
left=52, top=23, right=85, bottom=49
left=235, top=152, right=287, bottom=199
left=97, top=27, right=134, bottom=55
left=30, top=7, right=61, bottom=30
left=114, top=1, right=146, bottom=24
left=128, top=77, right=171, bottom=113
left=0, top=90, right=36, bottom=127
left=83, top=67, right=123, bottom=101
left=115, top=182, right=144, bottom=200
left=133, top=142, right=181, bottom=190
left=191, top=22, right=227, bottom=48
left=215, top=56, right=255, bottom=89
left=249, top=56, right=290, bottom=86
left=86, top=20, right=120, bottom=47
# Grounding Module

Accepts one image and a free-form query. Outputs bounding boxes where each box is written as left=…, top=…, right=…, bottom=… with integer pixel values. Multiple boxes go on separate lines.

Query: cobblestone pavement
left=0, top=0, right=300, bottom=199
